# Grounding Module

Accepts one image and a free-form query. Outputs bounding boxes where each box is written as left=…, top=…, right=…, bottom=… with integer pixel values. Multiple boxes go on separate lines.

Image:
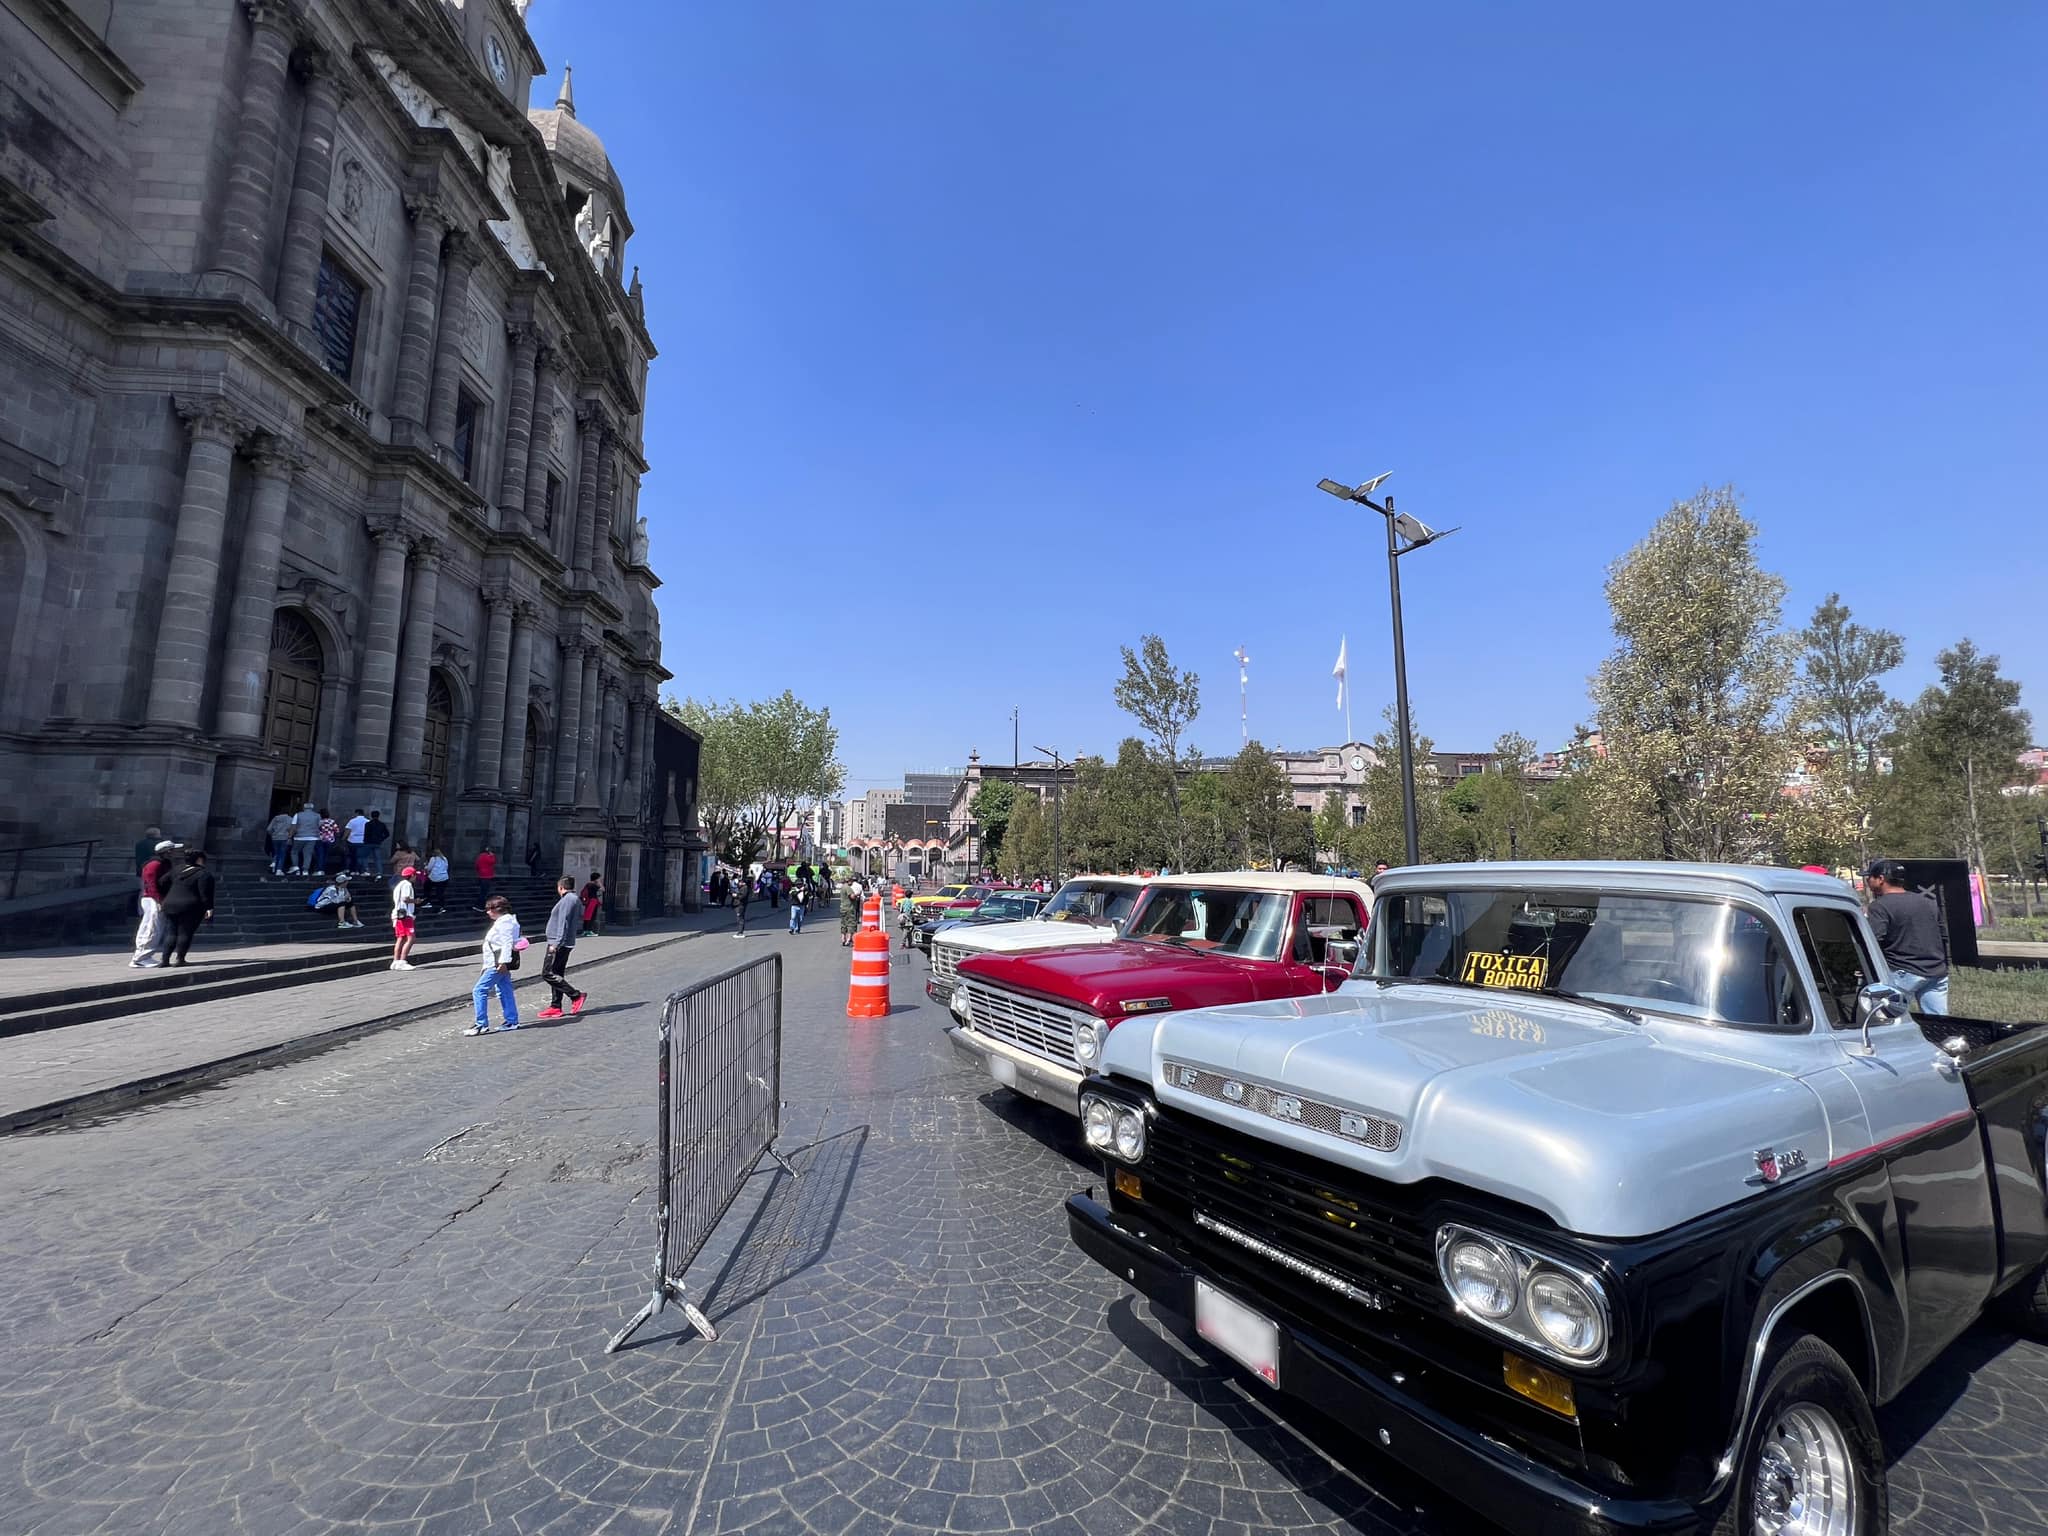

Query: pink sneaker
left=536, top=1007, right=563, bottom=1020
left=570, top=995, right=587, bottom=1016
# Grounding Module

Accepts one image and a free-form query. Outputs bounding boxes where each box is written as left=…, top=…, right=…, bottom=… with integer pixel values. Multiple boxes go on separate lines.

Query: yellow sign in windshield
left=1460, top=952, right=1550, bottom=991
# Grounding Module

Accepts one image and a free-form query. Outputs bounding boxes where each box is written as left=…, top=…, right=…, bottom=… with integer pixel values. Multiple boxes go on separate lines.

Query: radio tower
left=1233, top=645, right=1251, bottom=742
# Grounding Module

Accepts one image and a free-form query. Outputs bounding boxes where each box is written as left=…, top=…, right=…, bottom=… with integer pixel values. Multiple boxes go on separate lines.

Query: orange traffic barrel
left=848, top=926, right=890, bottom=1017
left=860, top=894, right=881, bottom=933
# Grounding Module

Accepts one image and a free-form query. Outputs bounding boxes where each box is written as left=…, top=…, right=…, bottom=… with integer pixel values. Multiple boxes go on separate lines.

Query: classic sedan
left=913, top=889, right=1050, bottom=953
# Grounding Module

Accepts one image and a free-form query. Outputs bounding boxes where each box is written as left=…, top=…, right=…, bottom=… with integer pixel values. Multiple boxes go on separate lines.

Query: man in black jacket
left=1864, top=860, right=1950, bottom=1016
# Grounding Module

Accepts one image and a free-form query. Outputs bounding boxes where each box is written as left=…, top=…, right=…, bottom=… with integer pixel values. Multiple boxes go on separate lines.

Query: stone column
left=471, top=591, right=513, bottom=786
left=590, top=435, right=618, bottom=570
left=212, top=436, right=303, bottom=740
left=521, top=346, right=562, bottom=537
left=576, top=653, right=602, bottom=805
left=498, top=606, right=537, bottom=791
left=209, top=0, right=296, bottom=291
left=387, top=539, right=441, bottom=772
left=426, top=232, right=478, bottom=450
left=551, top=641, right=585, bottom=804
left=274, top=50, right=345, bottom=334
left=349, top=522, right=412, bottom=766
left=571, top=407, right=602, bottom=576
left=496, top=323, right=539, bottom=531
left=389, top=200, right=448, bottom=435
left=146, top=399, right=249, bottom=728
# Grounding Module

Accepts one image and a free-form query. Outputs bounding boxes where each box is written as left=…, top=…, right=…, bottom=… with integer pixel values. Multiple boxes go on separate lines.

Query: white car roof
left=1370, top=860, right=1854, bottom=901
left=1149, top=870, right=1375, bottom=900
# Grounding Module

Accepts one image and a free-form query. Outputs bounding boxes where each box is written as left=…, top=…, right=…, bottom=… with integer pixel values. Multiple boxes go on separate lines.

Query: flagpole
left=1234, top=646, right=1250, bottom=743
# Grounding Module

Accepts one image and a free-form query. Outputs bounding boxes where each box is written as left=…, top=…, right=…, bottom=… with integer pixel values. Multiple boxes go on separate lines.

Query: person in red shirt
left=474, top=845, right=498, bottom=911
left=130, top=838, right=176, bottom=968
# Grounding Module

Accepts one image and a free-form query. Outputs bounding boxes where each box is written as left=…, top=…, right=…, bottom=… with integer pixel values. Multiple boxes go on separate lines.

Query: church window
left=312, top=251, right=362, bottom=381
left=452, top=389, right=480, bottom=483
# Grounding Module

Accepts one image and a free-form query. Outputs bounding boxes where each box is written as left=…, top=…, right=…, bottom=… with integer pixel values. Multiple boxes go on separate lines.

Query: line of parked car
left=914, top=860, right=2048, bottom=1536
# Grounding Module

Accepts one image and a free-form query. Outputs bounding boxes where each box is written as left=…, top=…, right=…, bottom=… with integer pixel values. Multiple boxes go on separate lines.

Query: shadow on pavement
left=1876, top=1320, right=2024, bottom=1464
left=978, top=1089, right=1094, bottom=1173
left=697, top=1125, right=870, bottom=1325
left=1105, top=1296, right=1479, bottom=1534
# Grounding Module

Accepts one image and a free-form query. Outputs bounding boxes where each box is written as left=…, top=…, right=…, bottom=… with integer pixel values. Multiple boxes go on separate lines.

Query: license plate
left=987, top=1054, right=1017, bottom=1088
left=1195, top=1279, right=1280, bottom=1387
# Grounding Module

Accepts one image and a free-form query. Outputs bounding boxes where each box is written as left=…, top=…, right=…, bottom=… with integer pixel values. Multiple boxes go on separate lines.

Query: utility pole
left=1035, top=745, right=1065, bottom=880
left=1011, top=707, right=1019, bottom=769
left=1233, top=646, right=1250, bottom=742
left=1316, top=474, right=1458, bottom=866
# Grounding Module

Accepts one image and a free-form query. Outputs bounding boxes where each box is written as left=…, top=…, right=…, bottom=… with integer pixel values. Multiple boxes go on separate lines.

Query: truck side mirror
left=1853, top=982, right=1909, bottom=1055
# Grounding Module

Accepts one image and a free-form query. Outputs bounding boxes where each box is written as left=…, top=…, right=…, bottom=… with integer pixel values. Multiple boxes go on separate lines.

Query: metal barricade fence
left=606, top=952, right=793, bottom=1352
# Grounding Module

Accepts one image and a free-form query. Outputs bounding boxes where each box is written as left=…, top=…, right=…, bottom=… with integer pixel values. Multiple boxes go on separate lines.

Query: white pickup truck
left=925, top=875, right=1146, bottom=1012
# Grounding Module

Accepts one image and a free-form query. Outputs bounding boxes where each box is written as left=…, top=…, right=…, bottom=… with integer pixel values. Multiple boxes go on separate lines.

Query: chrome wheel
left=1751, top=1402, right=1858, bottom=1536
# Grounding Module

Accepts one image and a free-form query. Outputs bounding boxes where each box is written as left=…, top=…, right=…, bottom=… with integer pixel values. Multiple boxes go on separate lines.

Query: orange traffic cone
left=848, top=923, right=890, bottom=1017
left=860, top=894, right=881, bottom=933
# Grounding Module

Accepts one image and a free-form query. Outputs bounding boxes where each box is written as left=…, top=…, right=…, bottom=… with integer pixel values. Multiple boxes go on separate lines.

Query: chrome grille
left=1161, top=1060, right=1402, bottom=1152
left=931, top=941, right=964, bottom=983
left=960, top=981, right=1089, bottom=1069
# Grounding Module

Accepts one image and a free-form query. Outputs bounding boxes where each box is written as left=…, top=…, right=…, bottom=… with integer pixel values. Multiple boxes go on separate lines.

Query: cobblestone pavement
left=0, top=924, right=2042, bottom=1535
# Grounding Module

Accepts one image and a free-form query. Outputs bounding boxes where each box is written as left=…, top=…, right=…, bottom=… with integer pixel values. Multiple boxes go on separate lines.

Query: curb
left=0, top=927, right=710, bottom=1137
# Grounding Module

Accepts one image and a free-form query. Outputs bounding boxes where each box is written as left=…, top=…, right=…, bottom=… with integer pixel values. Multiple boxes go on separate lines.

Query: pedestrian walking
left=133, top=825, right=162, bottom=876
left=474, top=845, right=498, bottom=909
left=466, top=897, right=522, bottom=1035
left=363, top=809, right=390, bottom=873
left=158, top=849, right=215, bottom=966
left=389, top=839, right=417, bottom=886
left=343, top=808, right=369, bottom=872
left=732, top=872, right=751, bottom=936
left=316, top=808, right=341, bottom=874
left=579, top=872, right=604, bottom=937
left=788, top=877, right=807, bottom=934
left=390, top=864, right=419, bottom=970
left=311, top=872, right=363, bottom=929
left=130, top=837, right=177, bottom=967
left=290, top=802, right=320, bottom=874
left=424, top=848, right=451, bottom=912
left=838, top=882, right=860, bottom=946
left=537, top=876, right=588, bottom=1019
left=266, top=810, right=293, bottom=875
left=1864, top=860, right=1951, bottom=1015
left=766, top=870, right=781, bottom=911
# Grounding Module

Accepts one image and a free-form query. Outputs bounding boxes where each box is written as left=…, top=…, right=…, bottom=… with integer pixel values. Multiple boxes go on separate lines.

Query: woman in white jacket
left=466, top=897, right=522, bottom=1035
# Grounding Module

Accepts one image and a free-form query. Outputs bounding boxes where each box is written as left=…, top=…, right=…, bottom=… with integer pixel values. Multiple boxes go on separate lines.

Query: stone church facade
left=0, top=0, right=700, bottom=917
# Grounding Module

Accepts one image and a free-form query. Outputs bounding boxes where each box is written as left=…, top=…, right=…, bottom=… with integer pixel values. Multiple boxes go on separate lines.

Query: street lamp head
left=1392, top=514, right=1459, bottom=551
left=1316, top=478, right=1353, bottom=500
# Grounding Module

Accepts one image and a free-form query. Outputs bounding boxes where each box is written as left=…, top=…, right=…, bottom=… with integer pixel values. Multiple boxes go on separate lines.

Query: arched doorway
left=264, top=609, right=324, bottom=817
left=422, top=673, right=454, bottom=847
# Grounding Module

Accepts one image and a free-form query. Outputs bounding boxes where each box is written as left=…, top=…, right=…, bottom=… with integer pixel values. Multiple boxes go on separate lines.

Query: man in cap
left=130, top=839, right=177, bottom=968
left=1864, top=860, right=1949, bottom=1016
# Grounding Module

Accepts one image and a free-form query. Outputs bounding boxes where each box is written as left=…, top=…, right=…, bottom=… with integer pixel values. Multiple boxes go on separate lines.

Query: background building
left=0, top=0, right=692, bottom=917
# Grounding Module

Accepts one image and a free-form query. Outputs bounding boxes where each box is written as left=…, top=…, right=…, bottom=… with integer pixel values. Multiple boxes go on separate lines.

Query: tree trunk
left=1962, top=754, right=1997, bottom=924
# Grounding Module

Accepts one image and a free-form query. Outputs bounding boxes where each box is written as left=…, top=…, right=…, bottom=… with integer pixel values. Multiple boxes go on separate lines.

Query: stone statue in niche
left=629, top=517, right=649, bottom=566
left=551, top=406, right=569, bottom=459
left=339, top=158, right=368, bottom=227
left=573, top=197, right=595, bottom=254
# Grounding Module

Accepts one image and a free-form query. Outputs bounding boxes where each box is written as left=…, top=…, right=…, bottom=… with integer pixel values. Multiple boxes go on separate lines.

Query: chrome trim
left=1433, top=1222, right=1611, bottom=1368
left=1196, top=1212, right=1391, bottom=1310
left=1707, top=1272, right=1878, bottom=1500
left=1162, top=1059, right=1402, bottom=1152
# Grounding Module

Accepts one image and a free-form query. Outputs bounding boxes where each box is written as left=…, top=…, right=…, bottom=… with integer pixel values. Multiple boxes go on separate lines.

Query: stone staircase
left=206, top=867, right=580, bottom=948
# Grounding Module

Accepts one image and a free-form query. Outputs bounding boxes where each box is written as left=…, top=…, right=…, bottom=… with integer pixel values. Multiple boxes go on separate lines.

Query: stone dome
left=528, top=66, right=625, bottom=209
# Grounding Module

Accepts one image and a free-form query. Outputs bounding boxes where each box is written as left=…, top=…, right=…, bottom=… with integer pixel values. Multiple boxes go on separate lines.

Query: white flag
left=1333, top=635, right=1348, bottom=709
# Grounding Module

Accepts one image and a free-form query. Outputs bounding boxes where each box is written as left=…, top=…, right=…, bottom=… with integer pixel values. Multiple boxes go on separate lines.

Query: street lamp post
left=1315, top=474, right=1458, bottom=867
left=1034, top=745, right=1066, bottom=880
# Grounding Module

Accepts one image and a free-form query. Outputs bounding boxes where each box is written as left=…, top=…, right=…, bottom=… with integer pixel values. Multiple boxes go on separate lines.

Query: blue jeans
left=1891, top=969, right=1949, bottom=1016
left=270, top=838, right=289, bottom=875
left=473, top=968, right=517, bottom=1028
left=789, top=904, right=805, bottom=933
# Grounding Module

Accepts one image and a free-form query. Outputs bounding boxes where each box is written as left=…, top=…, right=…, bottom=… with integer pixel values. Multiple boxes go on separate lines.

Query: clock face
left=1350, top=756, right=1365, bottom=772
left=485, top=34, right=510, bottom=85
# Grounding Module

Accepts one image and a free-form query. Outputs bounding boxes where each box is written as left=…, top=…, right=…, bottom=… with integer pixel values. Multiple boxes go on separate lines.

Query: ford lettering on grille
left=1163, top=1060, right=1402, bottom=1152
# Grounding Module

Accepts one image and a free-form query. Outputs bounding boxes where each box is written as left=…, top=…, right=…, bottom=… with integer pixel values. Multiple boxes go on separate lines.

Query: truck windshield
left=1371, top=888, right=1811, bottom=1030
left=1124, top=886, right=1290, bottom=960
left=1041, top=881, right=1140, bottom=926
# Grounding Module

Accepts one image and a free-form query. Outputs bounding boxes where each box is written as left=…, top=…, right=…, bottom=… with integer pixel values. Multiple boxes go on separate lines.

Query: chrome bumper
left=945, top=1024, right=1083, bottom=1113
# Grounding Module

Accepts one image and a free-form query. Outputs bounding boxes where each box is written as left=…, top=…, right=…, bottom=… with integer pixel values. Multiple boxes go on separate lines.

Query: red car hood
left=956, top=940, right=1294, bottom=1019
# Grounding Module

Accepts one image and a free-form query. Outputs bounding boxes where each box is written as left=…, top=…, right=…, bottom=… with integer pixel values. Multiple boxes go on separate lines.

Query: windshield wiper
left=1372, top=974, right=1497, bottom=994
left=1533, top=988, right=1643, bottom=1026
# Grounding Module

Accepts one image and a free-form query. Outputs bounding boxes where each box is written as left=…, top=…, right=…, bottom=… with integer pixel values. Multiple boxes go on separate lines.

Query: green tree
left=969, top=780, right=1020, bottom=871
left=1345, top=706, right=1447, bottom=868
left=1876, top=640, right=2032, bottom=915
left=1443, top=732, right=1542, bottom=862
left=1222, top=740, right=1297, bottom=868
left=671, top=691, right=843, bottom=870
left=1314, top=789, right=1351, bottom=865
left=1114, top=635, right=1202, bottom=866
left=1003, top=789, right=1049, bottom=881
left=1797, top=594, right=1904, bottom=862
left=1180, top=769, right=1231, bottom=872
left=1586, top=488, right=1801, bottom=862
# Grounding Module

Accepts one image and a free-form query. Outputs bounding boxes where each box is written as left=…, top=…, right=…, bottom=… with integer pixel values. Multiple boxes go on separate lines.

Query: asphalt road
left=0, top=922, right=2040, bottom=1535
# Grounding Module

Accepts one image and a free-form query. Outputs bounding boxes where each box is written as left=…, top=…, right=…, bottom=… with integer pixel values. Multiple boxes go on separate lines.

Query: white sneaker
left=397, top=959, right=415, bottom=969
left=389, top=960, right=408, bottom=971
left=464, top=1024, right=489, bottom=1036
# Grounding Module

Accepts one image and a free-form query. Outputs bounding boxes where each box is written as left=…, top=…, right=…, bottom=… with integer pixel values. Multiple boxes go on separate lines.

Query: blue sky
left=527, top=2, right=2045, bottom=794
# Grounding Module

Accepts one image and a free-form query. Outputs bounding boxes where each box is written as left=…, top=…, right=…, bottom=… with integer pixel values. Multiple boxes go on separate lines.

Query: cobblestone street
left=1, top=924, right=2042, bottom=1535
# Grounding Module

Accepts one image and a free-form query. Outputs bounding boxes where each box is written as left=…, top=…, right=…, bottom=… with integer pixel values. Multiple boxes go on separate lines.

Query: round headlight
left=1112, top=1107, right=1146, bottom=1163
left=1527, top=1272, right=1606, bottom=1360
left=1072, top=1019, right=1104, bottom=1065
left=1445, top=1239, right=1518, bottom=1320
left=1081, top=1096, right=1114, bottom=1150
left=951, top=988, right=972, bottom=1022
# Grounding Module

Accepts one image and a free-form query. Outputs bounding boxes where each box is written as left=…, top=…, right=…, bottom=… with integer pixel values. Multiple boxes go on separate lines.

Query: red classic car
left=946, top=871, right=1373, bottom=1113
